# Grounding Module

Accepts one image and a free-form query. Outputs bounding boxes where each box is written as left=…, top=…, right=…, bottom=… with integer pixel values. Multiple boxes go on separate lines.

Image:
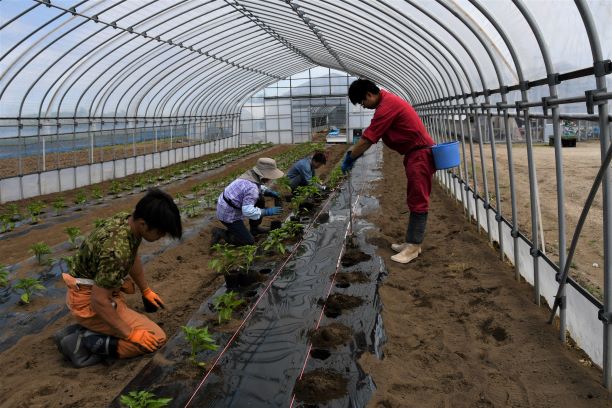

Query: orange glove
left=126, top=328, right=159, bottom=353
left=142, top=287, right=165, bottom=309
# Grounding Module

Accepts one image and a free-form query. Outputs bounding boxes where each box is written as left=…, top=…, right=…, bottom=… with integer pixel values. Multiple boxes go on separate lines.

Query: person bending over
left=342, top=79, right=436, bottom=264
left=211, top=157, right=284, bottom=246
left=286, top=151, right=327, bottom=192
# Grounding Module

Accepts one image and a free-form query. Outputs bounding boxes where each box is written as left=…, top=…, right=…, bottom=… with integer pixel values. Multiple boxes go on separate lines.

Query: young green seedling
left=237, top=245, right=258, bottom=273
left=208, top=243, right=239, bottom=275
left=0, top=264, right=9, bottom=287
left=64, top=226, right=81, bottom=249
left=119, top=390, right=172, bottom=408
left=26, top=201, right=45, bottom=223
left=74, top=190, right=87, bottom=205
left=14, top=277, right=45, bottom=304
left=181, top=325, right=218, bottom=367
left=93, top=218, right=106, bottom=228
left=52, top=197, right=67, bottom=215
left=29, top=241, right=52, bottom=265
left=91, top=186, right=103, bottom=199
left=212, top=291, right=245, bottom=324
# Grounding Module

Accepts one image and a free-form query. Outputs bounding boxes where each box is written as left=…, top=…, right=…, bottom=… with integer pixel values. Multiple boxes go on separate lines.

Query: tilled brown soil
left=0, top=144, right=347, bottom=408
left=359, top=145, right=611, bottom=407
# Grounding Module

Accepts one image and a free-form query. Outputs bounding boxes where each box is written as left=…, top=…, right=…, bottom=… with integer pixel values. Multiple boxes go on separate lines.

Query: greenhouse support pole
left=572, top=0, right=612, bottom=389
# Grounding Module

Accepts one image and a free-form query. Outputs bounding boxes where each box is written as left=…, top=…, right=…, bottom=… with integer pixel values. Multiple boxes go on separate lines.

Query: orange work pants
left=62, top=273, right=166, bottom=358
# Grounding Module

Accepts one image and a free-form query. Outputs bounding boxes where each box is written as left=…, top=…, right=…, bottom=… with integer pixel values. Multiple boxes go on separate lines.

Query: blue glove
left=341, top=151, right=356, bottom=174
left=266, top=190, right=280, bottom=199
left=262, top=206, right=282, bottom=217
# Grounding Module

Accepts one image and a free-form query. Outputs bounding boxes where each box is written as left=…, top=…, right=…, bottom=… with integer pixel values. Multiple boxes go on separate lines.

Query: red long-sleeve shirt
left=361, top=89, right=434, bottom=154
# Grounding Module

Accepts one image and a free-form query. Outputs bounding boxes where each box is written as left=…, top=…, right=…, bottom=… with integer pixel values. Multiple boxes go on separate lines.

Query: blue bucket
left=432, top=141, right=460, bottom=170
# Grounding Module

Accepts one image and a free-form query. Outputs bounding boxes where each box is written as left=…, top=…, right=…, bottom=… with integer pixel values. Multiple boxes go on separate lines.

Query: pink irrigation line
left=289, top=173, right=365, bottom=408
left=184, top=184, right=340, bottom=407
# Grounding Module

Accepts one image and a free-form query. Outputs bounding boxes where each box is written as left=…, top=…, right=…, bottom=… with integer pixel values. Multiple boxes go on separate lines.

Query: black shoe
left=81, top=330, right=119, bottom=358
left=59, top=329, right=103, bottom=368
left=210, top=227, right=227, bottom=246
left=250, top=226, right=269, bottom=236
left=54, top=324, right=83, bottom=352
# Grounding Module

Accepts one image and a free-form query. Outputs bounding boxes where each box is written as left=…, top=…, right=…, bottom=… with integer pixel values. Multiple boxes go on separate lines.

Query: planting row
left=0, top=142, right=272, bottom=233
left=0, top=143, right=343, bottom=312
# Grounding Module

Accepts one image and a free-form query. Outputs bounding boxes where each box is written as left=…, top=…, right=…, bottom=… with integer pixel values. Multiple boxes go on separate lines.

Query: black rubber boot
left=210, top=227, right=228, bottom=247
left=249, top=219, right=269, bottom=235
left=54, top=324, right=82, bottom=352
left=406, top=212, right=428, bottom=244
left=81, top=330, right=119, bottom=358
left=59, top=329, right=103, bottom=368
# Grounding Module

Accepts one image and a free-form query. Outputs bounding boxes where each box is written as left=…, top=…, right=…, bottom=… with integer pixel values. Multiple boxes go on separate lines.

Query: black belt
left=222, top=193, right=241, bottom=210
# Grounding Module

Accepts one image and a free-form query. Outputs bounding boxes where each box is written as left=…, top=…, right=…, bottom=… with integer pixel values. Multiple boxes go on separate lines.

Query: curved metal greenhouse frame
left=1, top=0, right=611, bottom=389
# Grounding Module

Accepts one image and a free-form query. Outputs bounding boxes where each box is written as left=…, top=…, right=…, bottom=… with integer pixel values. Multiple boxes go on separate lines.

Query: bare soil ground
left=0, top=139, right=193, bottom=177
left=463, top=139, right=604, bottom=299
left=0, top=144, right=347, bottom=408
left=360, top=145, right=610, bottom=407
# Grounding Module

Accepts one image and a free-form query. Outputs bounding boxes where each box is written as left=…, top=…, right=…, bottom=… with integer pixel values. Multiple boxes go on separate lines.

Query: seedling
left=209, top=243, right=239, bottom=275
left=212, top=291, right=245, bottom=324
left=26, top=201, right=45, bottom=223
left=93, top=218, right=106, bottom=228
left=181, top=325, right=218, bottom=367
left=109, top=181, right=122, bottom=196
left=263, top=229, right=287, bottom=254
left=174, top=192, right=185, bottom=204
left=182, top=200, right=202, bottom=218
left=61, top=255, right=76, bottom=273
left=29, top=241, right=52, bottom=265
left=14, top=277, right=45, bottom=304
left=0, top=264, right=8, bottom=287
left=119, top=390, right=172, bottom=408
left=52, top=197, right=67, bottom=215
left=64, top=226, right=81, bottom=249
left=275, top=176, right=292, bottom=194
left=91, top=186, right=103, bottom=199
left=237, top=245, right=258, bottom=273
left=74, top=190, right=87, bottom=205
left=0, top=214, right=15, bottom=232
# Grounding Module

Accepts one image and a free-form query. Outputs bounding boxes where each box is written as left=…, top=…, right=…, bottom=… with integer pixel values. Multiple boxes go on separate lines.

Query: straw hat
left=253, top=157, right=284, bottom=180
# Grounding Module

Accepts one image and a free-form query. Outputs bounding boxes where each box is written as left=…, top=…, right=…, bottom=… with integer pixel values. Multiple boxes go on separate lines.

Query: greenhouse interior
left=0, top=1, right=611, bottom=407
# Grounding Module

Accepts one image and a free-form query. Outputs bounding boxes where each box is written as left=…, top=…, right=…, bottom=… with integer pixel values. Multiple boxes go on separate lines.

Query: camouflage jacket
left=71, top=212, right=141, bottom=289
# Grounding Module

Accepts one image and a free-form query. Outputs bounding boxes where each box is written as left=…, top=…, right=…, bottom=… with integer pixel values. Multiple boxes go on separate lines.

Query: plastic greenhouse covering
left=1, top=0, right=612, bottom=393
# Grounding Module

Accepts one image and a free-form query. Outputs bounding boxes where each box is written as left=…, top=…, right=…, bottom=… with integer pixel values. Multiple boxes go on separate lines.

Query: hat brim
left=260, top=168, right=284, bottom=180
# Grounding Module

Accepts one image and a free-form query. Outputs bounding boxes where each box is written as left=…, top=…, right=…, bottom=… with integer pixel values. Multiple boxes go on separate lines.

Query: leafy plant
left=109, top=181, right=122, bottom=196
left=93, top=218, right=106, bottom=228
left=208, top=243, right=239, bottom=275
left=26, top=201, right=45, bottom=223
left=182, top=200, right=202, bottom=218
left=52, top=197, right=67, bottom=215
left=119, top=390, right=172, bottom=408
left=237, top=245, right=258, bottom=273
left=263, top=229, right=287, bottom=255
left=275, top=176, right=292, bottom=194
left=0, top=213, right=15, bottom=233
left=5, top=203, right=20, bottom=220
left=212, top=291, right=245, bottom=324
left=64, top=226, right=81, bottom=249
left=91, top=186, right=103, bottom=199
left=74, top=190, right=87, bottom=205
left=14, top=277, right=45, bottom=304
left=29, top=241, right=52, bottom=265
left=61, top=255, right=76, bottom=274
left=181, top=325, right=218, bottom=367
left=0, top=264, right=9, bottom=287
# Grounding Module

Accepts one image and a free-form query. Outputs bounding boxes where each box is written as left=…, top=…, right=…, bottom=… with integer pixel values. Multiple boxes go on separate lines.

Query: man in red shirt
left=343, top=79, right=436, bottom=264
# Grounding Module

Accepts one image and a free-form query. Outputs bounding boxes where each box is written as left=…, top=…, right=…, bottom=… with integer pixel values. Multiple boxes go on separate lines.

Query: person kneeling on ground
left=286, top=151, right=327, bottom=193
left=211, top=157, right=284, bottom=246
left=55, top=188, right=182, bottom=368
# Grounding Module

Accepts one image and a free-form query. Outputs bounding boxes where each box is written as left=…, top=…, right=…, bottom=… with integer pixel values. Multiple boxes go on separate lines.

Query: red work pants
left=403, top=149, right=436, bottom=213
